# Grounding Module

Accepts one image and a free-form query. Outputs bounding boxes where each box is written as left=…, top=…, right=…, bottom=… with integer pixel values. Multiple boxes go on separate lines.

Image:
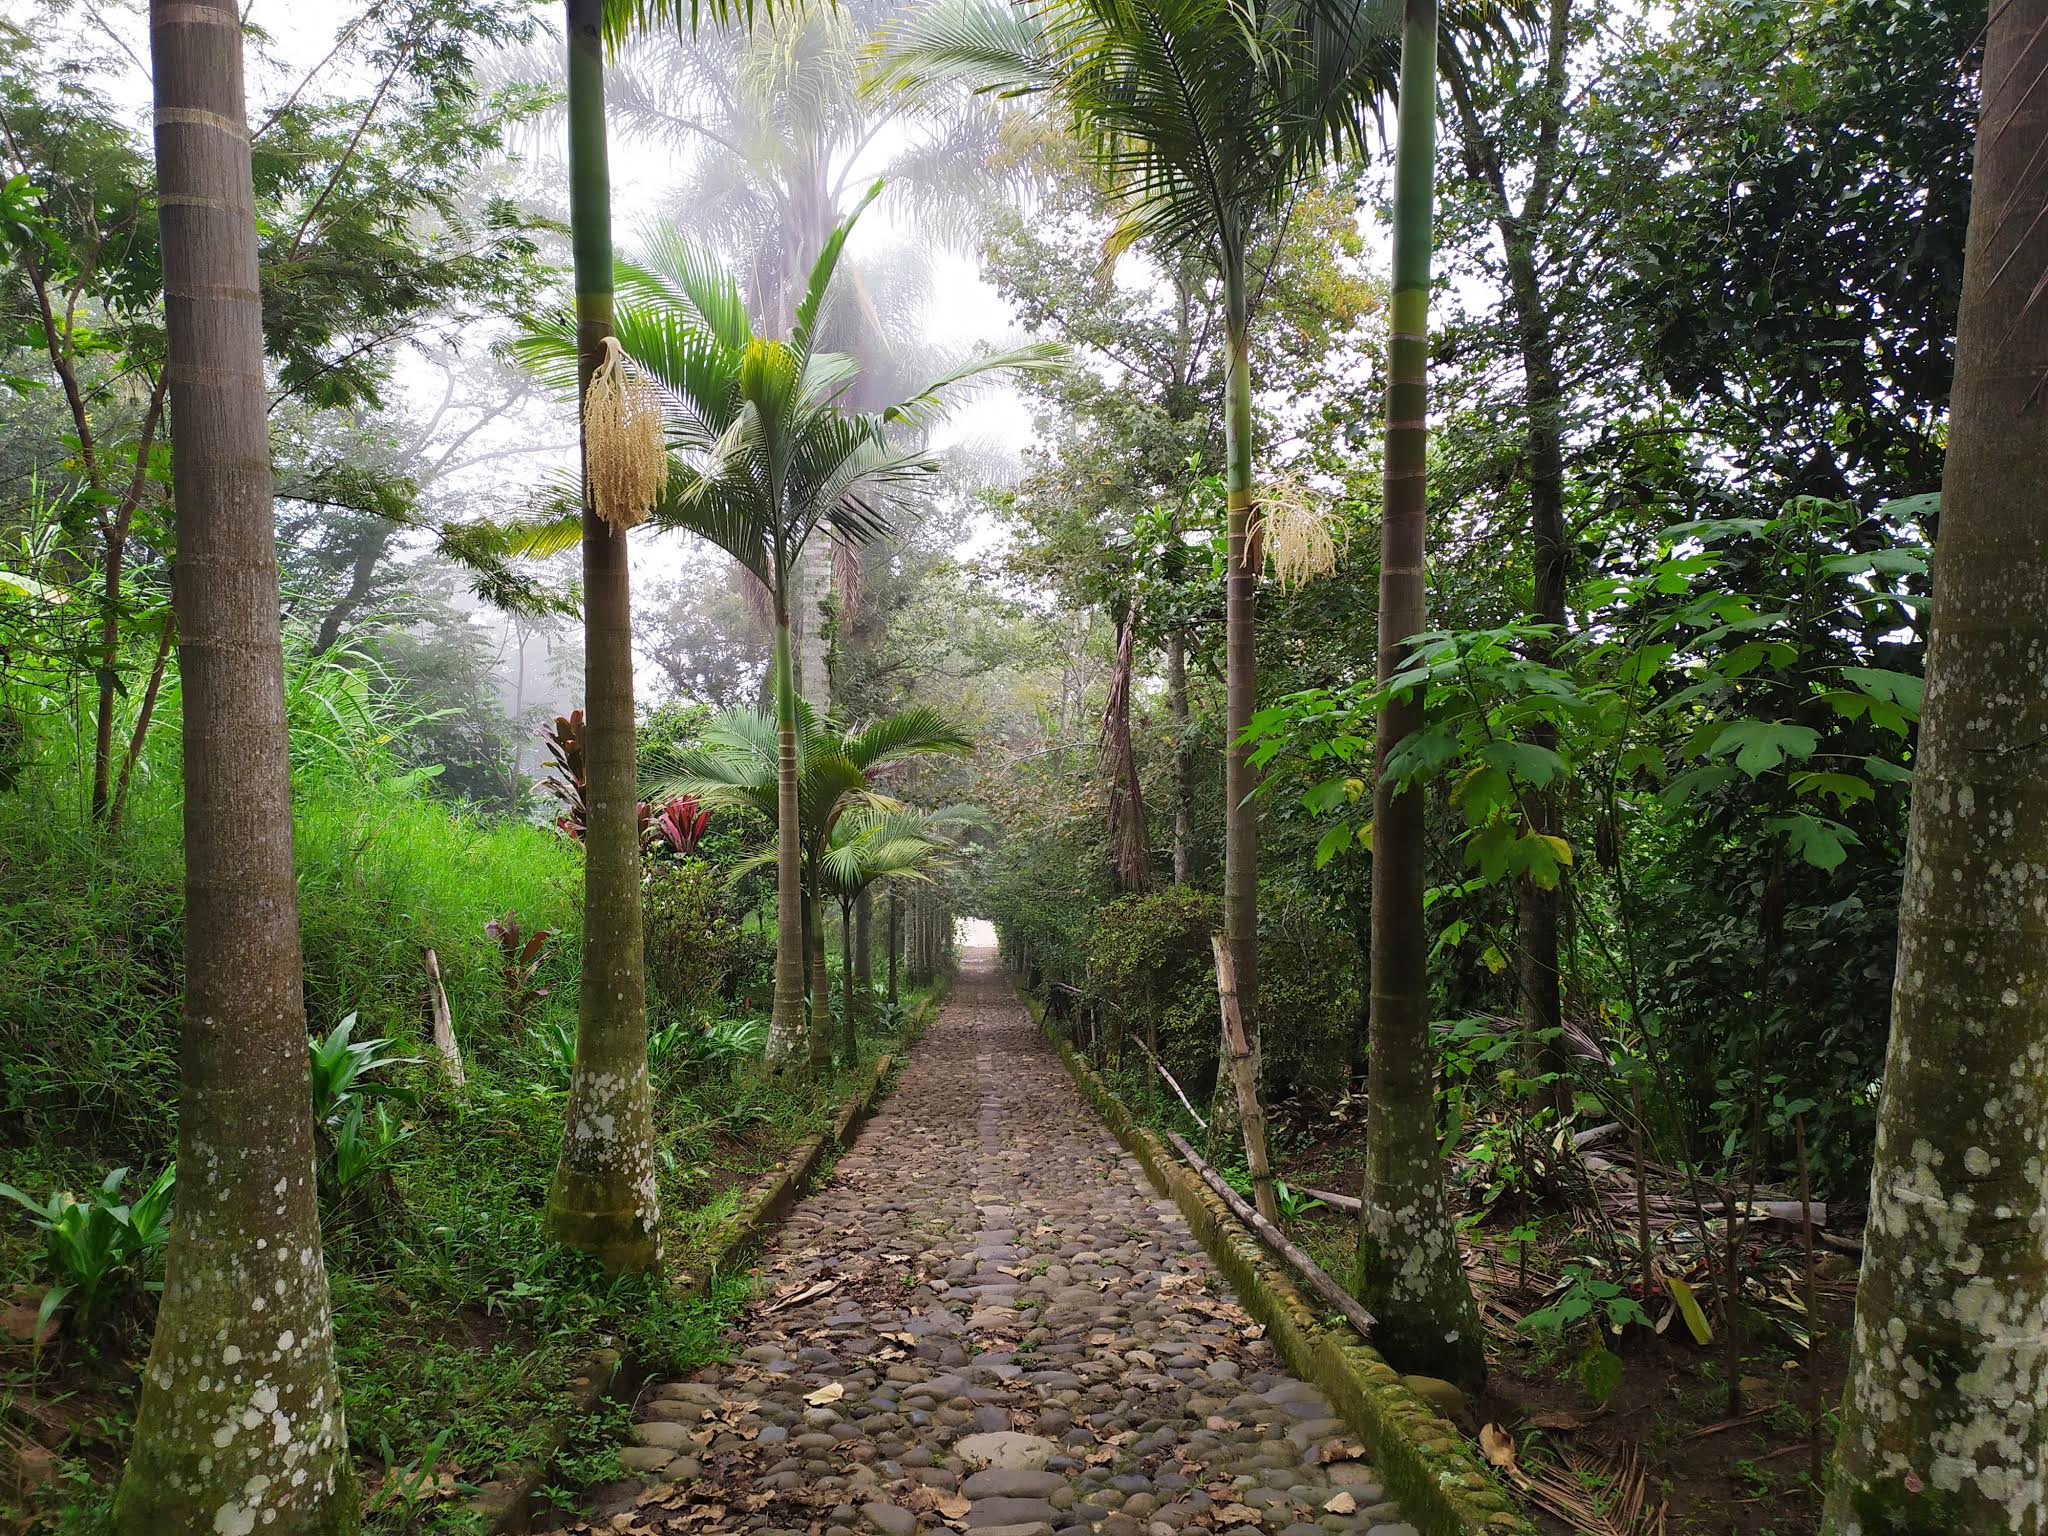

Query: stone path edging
left=1031, top=1000, right=1534, bottom=1536
left=479, top=988, right=946, bottom=1534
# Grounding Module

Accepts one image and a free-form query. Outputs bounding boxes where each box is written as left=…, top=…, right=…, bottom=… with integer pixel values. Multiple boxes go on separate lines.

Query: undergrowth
left=0, top=652, right=936, bottom=1533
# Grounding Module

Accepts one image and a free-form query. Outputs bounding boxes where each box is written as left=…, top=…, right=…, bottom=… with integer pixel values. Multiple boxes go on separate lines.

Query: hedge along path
left=559, top=947, right=1421, bottom=1536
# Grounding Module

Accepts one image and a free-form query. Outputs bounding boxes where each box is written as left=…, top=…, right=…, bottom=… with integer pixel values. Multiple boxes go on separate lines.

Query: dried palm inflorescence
left=583, top=336, right=667, bottom=530
left=1255, top=477, right=1342, bottom=589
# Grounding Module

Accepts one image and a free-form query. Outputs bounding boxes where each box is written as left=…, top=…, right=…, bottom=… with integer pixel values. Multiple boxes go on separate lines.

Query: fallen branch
left=1297, top=1184, right=1362, bottom=1213
left=1165, top=1128, right=1377, bottom=1336
left=1133, top=1036, right=1208, bottom=1131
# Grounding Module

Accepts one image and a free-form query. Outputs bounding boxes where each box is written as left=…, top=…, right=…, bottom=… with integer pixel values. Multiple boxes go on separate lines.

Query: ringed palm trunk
left=1354, top=0, right=1484, bottom=1391
left=767, top=598, right=808, bottom=1071
left=1213, top=247, right=1263, bottom=1161
left=1824, top=5, right=2048, bottom=1527
left=546, top=0, right=660, bottom=1272
left=115, top=3, right=356, bottom=1527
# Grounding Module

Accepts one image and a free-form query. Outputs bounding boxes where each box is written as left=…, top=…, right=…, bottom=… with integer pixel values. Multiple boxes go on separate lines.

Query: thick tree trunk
left=114, top=4, right=357, bottom=1527
left=1355, top=0, right=1485, bottom=1392
left=1167, top=626, right=1193, bottom=883
left=767, top=603, right=809, bottom=1070
left=545, top=0, right=660, bottom=1273
left=1824, top=6, right=2048, bottom=1529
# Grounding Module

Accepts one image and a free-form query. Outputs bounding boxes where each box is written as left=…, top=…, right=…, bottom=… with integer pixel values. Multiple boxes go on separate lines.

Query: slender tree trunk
left=767, top=601, right=809, bottom=1070
left=115, top=4, right=356, bottom=1527
left=545, top=0, right=659, bottom=1272
left=840, top=898, right=858, bottom=1063
left=1824, top=7, right=2048, bottom=1528
left=1103, top=596, right=1153, bottom=892
left=855, top=888, right=873, bottom=998
left=108, top=610, right=174, bottom=833
left=1168, top=625, right=1192, bottom=883
left=887, top=888, right=900, bottom=1004
left=91, top=533, right=126, bottom=819
left=1355, top=0, right=1484, bottom=1391
left=808, top=872, right=833, bottom=1071
left=1213, top=256, right=1262, bottom=1141
left=1221, top=257, right=1259, bottom=1021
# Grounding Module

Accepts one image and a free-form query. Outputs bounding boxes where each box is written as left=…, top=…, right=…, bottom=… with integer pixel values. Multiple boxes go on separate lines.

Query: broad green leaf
left=1708, top=720, right=1820, bottom=776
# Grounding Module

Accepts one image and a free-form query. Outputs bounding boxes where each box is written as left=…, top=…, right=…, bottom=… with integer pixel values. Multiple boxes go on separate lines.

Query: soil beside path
left=560, top=947, right=1417, bottom=1536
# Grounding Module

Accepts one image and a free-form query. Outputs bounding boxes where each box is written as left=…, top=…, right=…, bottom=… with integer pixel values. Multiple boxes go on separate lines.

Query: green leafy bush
left=643, top=858, right=730, bottom=1013
left=1085, top=886, right=1224, bottom=1094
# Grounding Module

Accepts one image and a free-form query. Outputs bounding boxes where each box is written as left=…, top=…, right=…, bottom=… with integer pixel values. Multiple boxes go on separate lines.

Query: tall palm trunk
left=767, top=598, right=808, bottom=1070
left=1221, top=248, right=1259, bottom=1016
left=855, top=889, right=873, bottom=996
left=1824, top=5, right=2048, bottom=1527
left=1212, top=248, right=1262, bottom=1148
left=1355, top=0, right=1484, bottom=1391
left=887, top=887, right=901, bottom=1004
left=114, top=3, right=355, bottom=1526
left=840, top=898, right=859, bottom=1062
left=546, top=0, right=660, bottom=1272
left=808, top=868, right=833, bottom=1070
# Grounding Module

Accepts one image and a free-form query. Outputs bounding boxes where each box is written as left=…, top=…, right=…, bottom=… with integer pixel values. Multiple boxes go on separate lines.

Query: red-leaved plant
left=539, top=709, right=587, bottom=840
left=485, top=911, right=553, bottom=1038
left=648, top=794, right=711, bottom=859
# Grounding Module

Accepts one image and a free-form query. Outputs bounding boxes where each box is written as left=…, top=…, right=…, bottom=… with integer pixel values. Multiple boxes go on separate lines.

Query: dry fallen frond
left=1256, top=477, right=1342, bottom=589
left=583, top=335, right=667, bottom=531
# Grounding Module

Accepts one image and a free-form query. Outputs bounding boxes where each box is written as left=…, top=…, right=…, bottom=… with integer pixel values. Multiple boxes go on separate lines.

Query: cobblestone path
left=565, top=949, right=1413, bottom=1536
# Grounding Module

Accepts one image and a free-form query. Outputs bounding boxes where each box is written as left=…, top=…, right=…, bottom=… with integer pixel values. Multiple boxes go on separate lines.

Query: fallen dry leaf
left=804, top=1381, right=845, bottom=1406
left=1323, top=1491, right=1357, bottom=1515
left=1479, top=1421, right=1517, bottom=1471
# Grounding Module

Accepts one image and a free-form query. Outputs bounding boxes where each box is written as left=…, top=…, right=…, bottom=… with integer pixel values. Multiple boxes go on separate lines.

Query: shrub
left=1086, top=887, right=1225, bottom=1096
left=643, top=858, right=729, bottom=1013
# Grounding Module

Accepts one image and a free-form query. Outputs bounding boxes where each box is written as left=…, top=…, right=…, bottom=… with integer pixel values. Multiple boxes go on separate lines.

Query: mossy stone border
left=1030, top=996, right=1534, bottom=1536
left=477, top=986, right=947, bottom=1533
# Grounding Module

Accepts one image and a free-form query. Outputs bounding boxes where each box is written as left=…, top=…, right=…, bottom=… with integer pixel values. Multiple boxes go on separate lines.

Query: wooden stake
left=424, top=948, right=464, bottom=1088
left=1213, top=933, right=1279, bottom=1225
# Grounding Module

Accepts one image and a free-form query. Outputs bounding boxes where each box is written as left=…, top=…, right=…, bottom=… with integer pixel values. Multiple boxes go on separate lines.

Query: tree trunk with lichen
left=1355, top=0, right=1485, bottom=1393
left=544, top=0, right=660, bottom=1273
left=808, top=878, right=834, bottom=1071
left=113, top=4, right=357, bottom=1528
left=1823, top=5, right=2048, bottom=1529
left=766, top=601, right=810, bottom=1071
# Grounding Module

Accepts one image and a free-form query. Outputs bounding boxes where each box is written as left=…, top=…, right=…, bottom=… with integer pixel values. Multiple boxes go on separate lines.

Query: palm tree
left=114, top=1, right=355, bottom=1527
left=875, top=0, right=1394, bottom=1102
left=652, top=702, right=972, bottom=1067
left=537, top=0, right=754, bottom=1278
left=1824, top=3, right=2048, bottom=1528
left=519, top=192, right=1048, bottom=1072
left=1356, top=0, right=1485, bottom=1391
left=819, top=808, right=950, bottom=1060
